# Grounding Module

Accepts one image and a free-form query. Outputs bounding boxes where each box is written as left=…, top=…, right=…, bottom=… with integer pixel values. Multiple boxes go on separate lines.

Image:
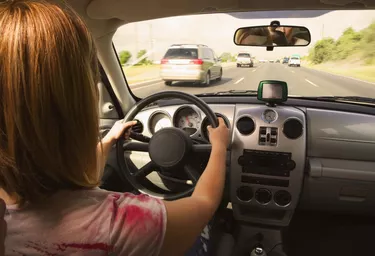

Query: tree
left=135, top=49, right=152, bottom=65
left=119, top=50, right=132, bottom=65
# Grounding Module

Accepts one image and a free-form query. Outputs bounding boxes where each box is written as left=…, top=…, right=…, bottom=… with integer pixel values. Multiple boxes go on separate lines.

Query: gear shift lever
left=250, top=247, right=267, bottom=256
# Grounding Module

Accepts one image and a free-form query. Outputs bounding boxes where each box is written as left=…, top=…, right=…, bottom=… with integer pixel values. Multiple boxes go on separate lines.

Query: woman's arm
left=160, top=118, right=229, bottom=256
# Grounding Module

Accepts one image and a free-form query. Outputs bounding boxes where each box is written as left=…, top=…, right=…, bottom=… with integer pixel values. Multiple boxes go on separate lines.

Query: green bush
left=119, top=50, right=132, bottom=65
left=220, top=52, right=232, bottom=62
left=361, top=22, right=375, bottom=63
left=309, top=38, right=335, bottom=64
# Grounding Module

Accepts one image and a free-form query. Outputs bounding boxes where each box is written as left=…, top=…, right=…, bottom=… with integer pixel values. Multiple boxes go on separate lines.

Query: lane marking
left=252, top=69, right=257, bottom=72
left=290, top=70, right=295, bottom=73
left=129, top=78, right=162, bottom=87
left=305, top=79, right=319, bottom=87
left=234, top=77, right=244, bottom=84
left=133, top=81, right=164, bottom=91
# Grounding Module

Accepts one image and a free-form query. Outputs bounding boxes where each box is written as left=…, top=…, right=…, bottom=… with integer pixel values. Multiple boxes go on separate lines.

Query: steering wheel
left=116, top=91, right=218, bottom=200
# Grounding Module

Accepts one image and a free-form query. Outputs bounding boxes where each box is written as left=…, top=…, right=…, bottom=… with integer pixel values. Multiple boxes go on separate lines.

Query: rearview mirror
left=234, top=26, right=311, bottom=47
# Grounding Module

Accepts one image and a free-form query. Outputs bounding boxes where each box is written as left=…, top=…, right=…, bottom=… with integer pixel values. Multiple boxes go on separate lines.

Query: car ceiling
left=59, top=0, right=375, bottom=39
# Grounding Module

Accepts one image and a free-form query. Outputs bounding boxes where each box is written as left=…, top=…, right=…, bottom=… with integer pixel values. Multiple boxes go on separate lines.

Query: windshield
left=238, top=53, right=251, bottom=58
left=164, top=48, right=198, bottom=59
left=113, top=10, right=375, bottom=100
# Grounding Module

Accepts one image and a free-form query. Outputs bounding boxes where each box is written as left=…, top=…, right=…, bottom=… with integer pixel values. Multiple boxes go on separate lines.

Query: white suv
left=288, top=56, right=301, bottom=67
left=236, top=53, right=253, bottom=68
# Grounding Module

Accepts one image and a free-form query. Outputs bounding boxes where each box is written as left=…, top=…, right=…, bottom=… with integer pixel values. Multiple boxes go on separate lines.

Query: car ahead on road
left=236, top=53, right=253, bottom=67
left=282, top=57, right=289, bottom=64
left=288, top=56, right=301, bottom=67
left=160, top=44, right=222, bottom=86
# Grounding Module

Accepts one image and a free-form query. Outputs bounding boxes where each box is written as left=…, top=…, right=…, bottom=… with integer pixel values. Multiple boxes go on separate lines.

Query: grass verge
left=305, top=62, right=375, bottom=83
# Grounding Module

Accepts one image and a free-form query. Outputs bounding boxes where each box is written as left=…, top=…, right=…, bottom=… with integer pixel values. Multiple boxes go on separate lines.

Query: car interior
left=58, top=0, right=375, bottom=255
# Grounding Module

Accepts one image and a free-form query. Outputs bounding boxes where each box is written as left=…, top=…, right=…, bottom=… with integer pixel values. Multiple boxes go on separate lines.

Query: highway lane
left=131, top=63, right=375, bottom=99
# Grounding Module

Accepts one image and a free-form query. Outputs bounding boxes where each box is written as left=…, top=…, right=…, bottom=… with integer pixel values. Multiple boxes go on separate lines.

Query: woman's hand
left=207, top=117, right=229, bottom=149
left=102, top=120, right=137, bottom=145
left=97, top=120, right=137, bottom=175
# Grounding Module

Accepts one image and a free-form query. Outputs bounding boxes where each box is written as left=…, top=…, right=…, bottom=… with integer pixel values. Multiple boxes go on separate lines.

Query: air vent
left=283, top=119, right=303, bottom=139
left=132, top=120, right=144, bottom=133
left=259, top=127, right=278, bottom=146
left=274, top=190, right=292, bottom=207
left=236, top=116, right=255, bottom=135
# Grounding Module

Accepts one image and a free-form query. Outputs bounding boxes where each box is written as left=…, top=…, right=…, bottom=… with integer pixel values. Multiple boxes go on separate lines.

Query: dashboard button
left=238, top=156, right=245, bottom=166
left=286, top=160, right=296, bottom=170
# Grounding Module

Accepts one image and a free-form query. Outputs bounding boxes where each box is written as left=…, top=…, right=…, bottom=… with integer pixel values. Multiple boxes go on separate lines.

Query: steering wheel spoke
left=184, top=165, right=200, bottom=184
left=133, top=161, right=157, bottom=178
left=123, top=141, right=149, bottom=152
left=192, top=144, right=212, bottom=153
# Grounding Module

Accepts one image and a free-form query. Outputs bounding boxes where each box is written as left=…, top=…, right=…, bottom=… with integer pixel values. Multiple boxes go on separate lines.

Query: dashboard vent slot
left=259, top=127, right=278, bottom=146
left=132, top=120, right=144, bottom=133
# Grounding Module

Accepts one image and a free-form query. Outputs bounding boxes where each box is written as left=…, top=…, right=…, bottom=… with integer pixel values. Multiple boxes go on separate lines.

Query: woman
left=0, top=0, right=229, bottom=255
left=236, top=27, right=273, bottom=46
left=0, top=199, right=5, bottom=256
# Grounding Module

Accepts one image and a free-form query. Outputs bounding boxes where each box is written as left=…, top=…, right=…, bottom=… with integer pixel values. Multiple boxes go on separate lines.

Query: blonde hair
left=0, top=0, right=100, bottom=205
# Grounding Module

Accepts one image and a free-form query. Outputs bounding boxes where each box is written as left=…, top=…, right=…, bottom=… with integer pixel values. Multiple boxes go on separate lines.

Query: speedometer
left=148, top=112, right=172, bottom=134
left=173, top=107, right=201, bottom=135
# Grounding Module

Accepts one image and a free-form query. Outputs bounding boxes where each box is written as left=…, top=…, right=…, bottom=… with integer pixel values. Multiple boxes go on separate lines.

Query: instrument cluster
left=147, top=105, right=230, bottom=141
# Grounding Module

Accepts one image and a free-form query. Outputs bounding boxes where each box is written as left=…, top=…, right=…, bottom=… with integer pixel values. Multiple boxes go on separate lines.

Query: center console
left=230, top=105, right=306, bottom=226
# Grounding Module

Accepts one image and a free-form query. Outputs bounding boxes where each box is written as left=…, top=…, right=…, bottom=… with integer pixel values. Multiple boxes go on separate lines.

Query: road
left=131, top=63, right=375, bottom=99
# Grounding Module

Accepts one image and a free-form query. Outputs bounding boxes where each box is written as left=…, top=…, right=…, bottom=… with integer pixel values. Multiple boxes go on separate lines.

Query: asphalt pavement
left=131, top=63, right=375, bottom=99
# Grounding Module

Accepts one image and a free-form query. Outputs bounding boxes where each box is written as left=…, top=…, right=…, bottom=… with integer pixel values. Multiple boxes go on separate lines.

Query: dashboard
left=132, top=100, right=375, bottom=226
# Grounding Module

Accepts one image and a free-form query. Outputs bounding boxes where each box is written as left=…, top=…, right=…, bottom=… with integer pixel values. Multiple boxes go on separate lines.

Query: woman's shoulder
left=53, top=188, right=166, bottom=217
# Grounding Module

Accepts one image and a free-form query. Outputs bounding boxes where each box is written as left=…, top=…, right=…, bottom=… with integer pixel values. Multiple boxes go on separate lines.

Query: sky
left=113, top=10, right=375, bottom=61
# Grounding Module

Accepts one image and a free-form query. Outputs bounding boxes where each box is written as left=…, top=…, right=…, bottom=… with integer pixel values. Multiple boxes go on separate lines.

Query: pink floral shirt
left=5, top=188, right=167, bottom=255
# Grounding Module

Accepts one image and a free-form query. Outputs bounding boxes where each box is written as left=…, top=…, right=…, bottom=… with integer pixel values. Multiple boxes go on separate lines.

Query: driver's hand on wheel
left=103, top=120, right=137, bottom=145
left=207, top=117, right=230, bottom=149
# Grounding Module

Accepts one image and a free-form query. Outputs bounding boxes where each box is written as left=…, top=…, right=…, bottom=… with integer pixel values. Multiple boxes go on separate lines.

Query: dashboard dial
left=149, top=112, right=172, bottom=134
left=262, top=109, right=277, bottom=123
left=174, top=107, right=201, bottom=135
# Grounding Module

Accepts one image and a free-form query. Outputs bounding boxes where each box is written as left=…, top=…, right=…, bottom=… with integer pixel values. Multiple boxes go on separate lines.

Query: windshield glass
left=164, top=48, right=198, bottom=59
left=113, top=10, right=375, bottom=99
left=238, top=53, right=251, bottom=58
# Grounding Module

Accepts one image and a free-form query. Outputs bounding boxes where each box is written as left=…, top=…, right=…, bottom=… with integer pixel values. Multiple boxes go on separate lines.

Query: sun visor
left=320, top=0, right=374, bottom=6
left=86, top=0, right=239, bottom=22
